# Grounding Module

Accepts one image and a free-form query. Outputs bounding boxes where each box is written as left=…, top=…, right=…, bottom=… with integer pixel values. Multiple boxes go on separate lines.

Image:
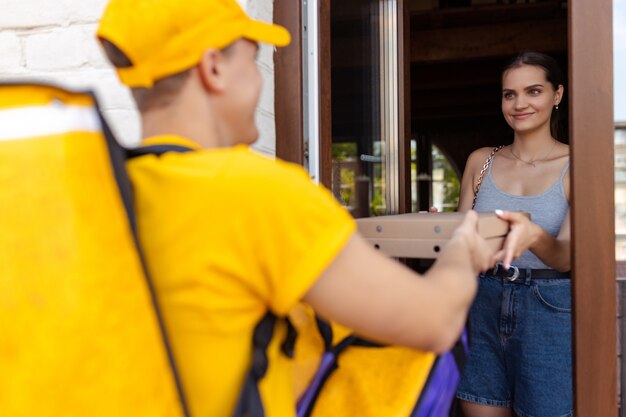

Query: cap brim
left=244, top=19, right=291, bottom=47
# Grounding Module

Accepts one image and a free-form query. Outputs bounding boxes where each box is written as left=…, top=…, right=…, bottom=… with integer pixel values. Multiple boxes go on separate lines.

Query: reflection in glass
left=431, top=145, right=460, bottom=212
left=330, top=0, right=386, bottom=218
left=409, top=141, right=460, bottom=212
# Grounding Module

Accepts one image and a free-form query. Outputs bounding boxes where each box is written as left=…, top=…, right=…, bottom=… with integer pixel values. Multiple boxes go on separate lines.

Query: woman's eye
left=503, top=93, right=514, bottom=99
left=529, top=89, right=542, bottom=95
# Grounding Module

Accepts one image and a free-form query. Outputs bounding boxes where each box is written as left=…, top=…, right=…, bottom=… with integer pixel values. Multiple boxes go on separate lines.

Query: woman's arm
left=458, top=147, right=493, bottom=212
left=494, top=209, right=570, bottom=272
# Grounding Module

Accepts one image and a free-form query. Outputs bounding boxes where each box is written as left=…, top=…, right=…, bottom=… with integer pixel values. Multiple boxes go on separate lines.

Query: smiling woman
left=456, top=52, right=572, bottom=417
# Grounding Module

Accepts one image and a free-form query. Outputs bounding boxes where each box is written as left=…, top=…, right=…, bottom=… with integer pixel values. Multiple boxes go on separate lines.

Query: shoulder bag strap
left=472, top=145, right=504, bottom=209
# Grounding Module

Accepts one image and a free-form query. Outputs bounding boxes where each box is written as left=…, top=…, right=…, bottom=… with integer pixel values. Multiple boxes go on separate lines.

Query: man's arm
left=302, top=211, right=494, bottom=354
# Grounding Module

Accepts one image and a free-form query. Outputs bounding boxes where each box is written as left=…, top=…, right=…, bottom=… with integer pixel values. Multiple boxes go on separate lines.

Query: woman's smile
left=512, top=112, right=535, bottom=120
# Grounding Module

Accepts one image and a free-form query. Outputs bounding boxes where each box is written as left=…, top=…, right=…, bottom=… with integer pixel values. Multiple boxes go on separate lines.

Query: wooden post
left=570, top=0, right=617, bottom=415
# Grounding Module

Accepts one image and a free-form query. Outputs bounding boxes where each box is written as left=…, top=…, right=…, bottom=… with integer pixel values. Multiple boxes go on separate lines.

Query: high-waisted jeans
left=456, top=273, right=572, bottom=417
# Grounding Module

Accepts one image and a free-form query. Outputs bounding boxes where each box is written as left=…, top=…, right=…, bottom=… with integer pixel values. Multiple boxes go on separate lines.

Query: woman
left=455, top=52, right=572, bottom=417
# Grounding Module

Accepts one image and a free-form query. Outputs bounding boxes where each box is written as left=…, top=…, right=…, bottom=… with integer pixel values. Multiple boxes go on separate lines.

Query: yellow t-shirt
left=127, top=135, right=356, bottom=417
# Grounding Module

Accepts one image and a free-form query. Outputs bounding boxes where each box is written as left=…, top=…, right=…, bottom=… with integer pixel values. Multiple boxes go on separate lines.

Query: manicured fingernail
left=495, top=209, right=504, bottom=215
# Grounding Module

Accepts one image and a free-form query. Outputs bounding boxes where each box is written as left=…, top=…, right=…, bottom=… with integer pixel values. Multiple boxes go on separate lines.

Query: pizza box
left=356, top=212, right=521, bottom=259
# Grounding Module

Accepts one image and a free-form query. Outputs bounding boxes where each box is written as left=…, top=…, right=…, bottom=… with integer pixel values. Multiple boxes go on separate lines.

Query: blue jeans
left=456, top=273, right=573, bottom=417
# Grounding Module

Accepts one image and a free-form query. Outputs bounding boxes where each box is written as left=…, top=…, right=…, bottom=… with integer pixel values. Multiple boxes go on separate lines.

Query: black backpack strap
left=126, top=144, right=195, bottom=159
left=232, top=312, right=277, bottom=417
left=315, top=315, right=385, bottom=351
left=350, top=337, right=385, bottom=348
left=281, top=318, right=298, bottom=359
left=100, top=119, right=192, bottom=416
left=315, top=316, right=334, bottom=352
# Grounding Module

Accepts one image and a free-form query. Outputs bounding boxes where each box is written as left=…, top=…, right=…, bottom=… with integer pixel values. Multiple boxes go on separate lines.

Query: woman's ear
left=197, top=49, right=226, bottom=93
left=555, top=84, right=565, bottom=106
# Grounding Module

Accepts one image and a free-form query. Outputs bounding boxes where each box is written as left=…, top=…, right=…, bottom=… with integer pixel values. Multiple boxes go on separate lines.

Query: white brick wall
left=246, top=0, right=279, bottom=157
left=0, top=0, right=279, bottom=153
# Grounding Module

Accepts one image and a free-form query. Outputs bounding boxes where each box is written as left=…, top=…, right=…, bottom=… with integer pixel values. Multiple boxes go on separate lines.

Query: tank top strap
left=486, top=146, right=503, bottom=177
left=559, top=159, right=571, bottom=181
left=487, top=153, right=496, bottom=176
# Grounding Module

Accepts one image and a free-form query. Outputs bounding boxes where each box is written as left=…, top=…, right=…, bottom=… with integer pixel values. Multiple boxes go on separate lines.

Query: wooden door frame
left=319, top=0, right=331, bottom=188
left=275, top=0, right=617, bottom=413
left=274, top=0, right=304, bottom=165
left=569, top=1, right=616, bottom=415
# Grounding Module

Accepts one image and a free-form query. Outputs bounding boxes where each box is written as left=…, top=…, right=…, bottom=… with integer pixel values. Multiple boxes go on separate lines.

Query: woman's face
left=501, top=64, right=563, bottom=136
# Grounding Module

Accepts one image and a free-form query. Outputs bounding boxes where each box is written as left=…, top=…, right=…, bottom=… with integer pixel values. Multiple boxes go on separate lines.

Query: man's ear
left=197, top=49, right=226, bottom=93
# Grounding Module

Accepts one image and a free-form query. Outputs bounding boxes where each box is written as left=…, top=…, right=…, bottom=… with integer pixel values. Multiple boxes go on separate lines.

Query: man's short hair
left=100, top=39, right=190, bottom=112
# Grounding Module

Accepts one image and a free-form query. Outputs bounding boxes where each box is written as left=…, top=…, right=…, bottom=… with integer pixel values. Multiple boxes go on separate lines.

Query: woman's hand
left=494, top=209, right=541, bottom=269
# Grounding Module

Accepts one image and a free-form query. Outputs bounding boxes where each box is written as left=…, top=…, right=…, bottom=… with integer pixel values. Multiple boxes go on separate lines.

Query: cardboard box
left=356, top=212, right=515, bottom=259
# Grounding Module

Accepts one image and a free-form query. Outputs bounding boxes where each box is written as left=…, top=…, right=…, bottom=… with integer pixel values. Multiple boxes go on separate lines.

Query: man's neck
left=140, top=105, right=226, bottom=149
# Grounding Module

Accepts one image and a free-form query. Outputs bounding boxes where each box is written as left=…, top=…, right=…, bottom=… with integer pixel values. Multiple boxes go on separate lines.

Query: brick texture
left=0, top=0, right=278, bottom=150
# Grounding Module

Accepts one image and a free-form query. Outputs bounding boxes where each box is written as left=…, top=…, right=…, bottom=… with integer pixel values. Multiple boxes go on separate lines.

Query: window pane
left=614, top=0, right=626, bottom=261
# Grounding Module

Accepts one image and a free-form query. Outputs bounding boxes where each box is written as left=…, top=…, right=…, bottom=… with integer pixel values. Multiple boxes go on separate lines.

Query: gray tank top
left=473, top=155, right=570, bottom=269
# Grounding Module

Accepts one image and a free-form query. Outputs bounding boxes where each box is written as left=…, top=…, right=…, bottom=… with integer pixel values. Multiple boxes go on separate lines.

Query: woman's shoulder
left=465, top=146, right=502, bottom=172
left=553, top=141, right=570, bottom=159
left=469, top=146, right=500, bottom=159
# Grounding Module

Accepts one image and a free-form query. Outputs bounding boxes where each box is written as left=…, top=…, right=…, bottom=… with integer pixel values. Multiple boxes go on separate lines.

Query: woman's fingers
left=501, top=227, right=523, bottom=269
left=496, top=209, right=530, bottom=225
left=494, top=209, right=537, bottom=268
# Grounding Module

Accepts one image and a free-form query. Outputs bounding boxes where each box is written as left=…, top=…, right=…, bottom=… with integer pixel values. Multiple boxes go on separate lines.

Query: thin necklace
left=509, top=139, right=556, bottom=168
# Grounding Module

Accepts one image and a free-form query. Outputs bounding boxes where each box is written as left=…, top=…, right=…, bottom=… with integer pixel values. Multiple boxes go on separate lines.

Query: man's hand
left=450, top=210, right=498, bottom=274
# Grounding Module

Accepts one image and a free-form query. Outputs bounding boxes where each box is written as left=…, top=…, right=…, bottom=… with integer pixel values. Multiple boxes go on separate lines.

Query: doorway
left=274, top=0, right=616, bottom=414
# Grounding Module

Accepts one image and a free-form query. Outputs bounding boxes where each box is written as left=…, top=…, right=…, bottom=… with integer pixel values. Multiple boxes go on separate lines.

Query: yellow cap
left=97, top=0, right=291, bottom=88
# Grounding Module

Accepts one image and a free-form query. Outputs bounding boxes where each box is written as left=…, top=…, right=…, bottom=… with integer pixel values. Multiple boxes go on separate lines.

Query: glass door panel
left=330, top=0, right=399, bottom=218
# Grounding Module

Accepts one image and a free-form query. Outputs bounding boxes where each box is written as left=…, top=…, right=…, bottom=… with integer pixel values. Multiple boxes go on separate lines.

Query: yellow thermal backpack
left=291, top=305, right=468, bottom=417
left=0, top=82, right=288, bottom=417
left=0, top=83, right=189, bottom=417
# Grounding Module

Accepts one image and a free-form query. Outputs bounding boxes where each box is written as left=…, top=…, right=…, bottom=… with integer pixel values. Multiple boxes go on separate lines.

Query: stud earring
left=555, top=104, right=559, bottom=110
